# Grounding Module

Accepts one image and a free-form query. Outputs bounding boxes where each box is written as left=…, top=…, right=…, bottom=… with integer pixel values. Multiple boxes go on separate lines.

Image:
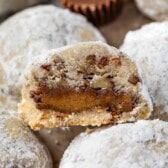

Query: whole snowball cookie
left=0, top=5, right=105, bottom=104
left=0, top=106, right=53, bottom=167
left=0, top=0, right=49, bottom=17
left=135, top=0, right=168, bottom=21
left=120, top=21, right=168, bottom=120
left=60, top=120, right=168, bottom=168
left=0, top=5, right=105, bottom=166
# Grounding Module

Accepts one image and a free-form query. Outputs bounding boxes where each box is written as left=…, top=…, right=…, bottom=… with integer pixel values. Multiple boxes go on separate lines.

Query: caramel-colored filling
left=30, top=85, right=137, bottom=114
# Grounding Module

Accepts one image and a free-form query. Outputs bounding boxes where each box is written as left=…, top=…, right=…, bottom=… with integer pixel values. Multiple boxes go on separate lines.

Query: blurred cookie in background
left=0, top=0, right=50, bottom=18
left=135, top=0, right=168, bottom=21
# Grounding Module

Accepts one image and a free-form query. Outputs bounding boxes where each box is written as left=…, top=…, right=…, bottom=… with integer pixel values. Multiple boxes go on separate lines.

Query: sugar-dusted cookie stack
left=1, top=1, right=168, bottom=168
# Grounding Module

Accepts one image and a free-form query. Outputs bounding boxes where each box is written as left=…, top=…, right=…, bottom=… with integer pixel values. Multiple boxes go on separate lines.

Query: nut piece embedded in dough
left=18, top=41, right=152, bottom=129
left=135, top=0, right=168, bottom=21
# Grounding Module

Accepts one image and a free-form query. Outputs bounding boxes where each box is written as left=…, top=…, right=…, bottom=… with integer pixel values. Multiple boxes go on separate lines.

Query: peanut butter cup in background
left=61, top=0, right=123, bottom=26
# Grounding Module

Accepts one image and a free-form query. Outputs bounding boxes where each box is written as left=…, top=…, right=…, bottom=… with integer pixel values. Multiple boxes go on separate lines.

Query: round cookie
left=0, top=0, right=49, bottom=17
left=0, top=106, right=52, bottom=167
left=120, top=21, right=168, bottom=120
left=0, top=5, right=105, bottom=166
left=19, top=41, right=152, bottom=129
left=0, top=5, right=105, bottom=104
left=60, top=120, right=168, bottom=168
left=135, top=0, right=168, bottom=21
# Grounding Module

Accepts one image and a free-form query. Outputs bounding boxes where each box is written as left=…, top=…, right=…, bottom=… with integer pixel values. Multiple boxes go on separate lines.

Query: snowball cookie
left=0, top=106, right=53, bottom=167
left=60, top=120, right=168, bottom=168
left=121, top=21, right=168, bottom=120
left=135, top=0, right=168, bottom=21
left=0, top=0, right=49, bottom=17
left=36, top=126, right=86, bottom=167
left=18, top=41, right=152, bottom=129
left=0, top=5, right=105, bottom=103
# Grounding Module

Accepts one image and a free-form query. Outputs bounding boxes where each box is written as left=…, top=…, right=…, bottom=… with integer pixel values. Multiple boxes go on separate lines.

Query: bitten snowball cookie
left=0, top=106, right=53, bottom=167
left=0, top=5, right=105, bottom=104
left=121, top=21, right=168, bottom=120
left=60, top=120, right=168, bottom=168
left=0, top=0, right=49, bottom=17
left=18, top=41, right=152, bottom=129
left=135, top=0, right=168, bottom=21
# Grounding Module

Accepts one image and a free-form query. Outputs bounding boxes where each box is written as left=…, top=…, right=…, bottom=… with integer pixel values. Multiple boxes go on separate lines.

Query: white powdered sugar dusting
left=60, top=120, right=168, bottom=168
left=0, top=106, right=53, bottom=167
left=120, top=21, right=168, bottom=118
left=135, top=0, right=168, bottom=21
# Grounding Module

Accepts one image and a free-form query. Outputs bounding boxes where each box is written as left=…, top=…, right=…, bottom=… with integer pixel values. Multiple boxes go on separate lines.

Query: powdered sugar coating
left=0, top=59, right=18, bottom=111
left=0, top=5, right=105, bottom=105
left=121, top=21, right=168, bottom=120
left=0, top=60, right=10, bottom=105
left=0, top=106, right=53, bottom=168
left=135, top=0, right=168, bottom=21
left=60, top=120, right=168, bottom=168
left=0, top=0, right=48, bottom=16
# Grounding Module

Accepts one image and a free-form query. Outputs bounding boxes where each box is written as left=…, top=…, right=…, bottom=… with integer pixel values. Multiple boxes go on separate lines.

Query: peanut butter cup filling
left=30, top=85, right=137, bottom=114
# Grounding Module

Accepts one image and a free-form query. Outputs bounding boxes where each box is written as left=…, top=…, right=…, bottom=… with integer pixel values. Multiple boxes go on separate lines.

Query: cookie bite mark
left=18, top=42, right=152, bottom=129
